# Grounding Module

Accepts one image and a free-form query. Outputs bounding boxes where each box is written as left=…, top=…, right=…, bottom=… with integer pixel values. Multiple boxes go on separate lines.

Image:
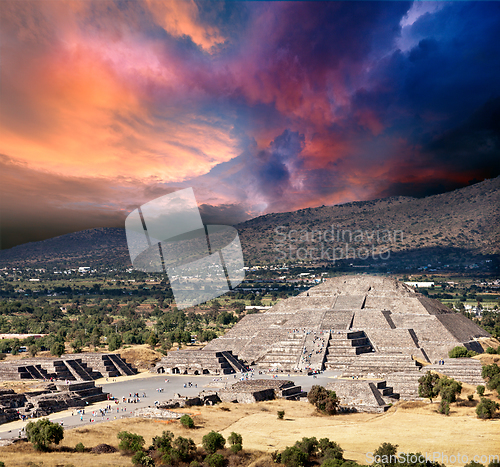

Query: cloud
left=2, top=1, right=500, bottom=249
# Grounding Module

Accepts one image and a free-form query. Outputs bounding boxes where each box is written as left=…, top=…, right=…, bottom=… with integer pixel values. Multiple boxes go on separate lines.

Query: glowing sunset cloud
left=0, top=0, right=499, bottom=248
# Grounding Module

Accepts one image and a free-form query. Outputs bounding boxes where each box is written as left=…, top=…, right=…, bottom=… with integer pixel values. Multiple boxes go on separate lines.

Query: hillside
left=237, top=176, right=500, bottom=268
left=0, top=176, right=498, bottom=270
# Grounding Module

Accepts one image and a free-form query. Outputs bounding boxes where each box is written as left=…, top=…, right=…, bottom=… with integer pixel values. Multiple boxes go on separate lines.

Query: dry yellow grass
left=1, top=397, right=499, bottom=467
left=115, top=345, right=163, bottom=370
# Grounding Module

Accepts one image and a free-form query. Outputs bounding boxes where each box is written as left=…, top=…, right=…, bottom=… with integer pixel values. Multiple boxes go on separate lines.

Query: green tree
left=118, top=431, right=145, bottom=453
left=373, top=443, right=398, bottom=467
left=295, top=437, right=318, bottom=457
left=307, top=385, right=340, bottom=415
left=180, top=414, right=195, bottom=429
left=228, top=432, right=243, bottom=446
left=477, top=385, right=485, bottom=396
left=50, top=342, right=65, bottom=357
left=173, top=436, right=196, bottom=462
left=277, top=410, right=285, bottom=420
left=28, top=344, right=38, bottom=357
left=146, top=332, right=158, bottom=349
left=418, top=372, right=440, bottom=403
left=487, top=374, right=500, bottom=393
left=481, top=364, right=500, bottom=381
left=151, top=430, right=174, bottom=454
left=70, top=339, right=82, bottom=353
left=437, top=376, right=462, bottom=403
left=280, top=446, right=309, bottom=467
left=231, top=443, right=243, bottom=453
left=318, top=438, right=343, bottom=460
left=437, top=400, right=450, bottom=415
left=448, top=346, right=468, bottom=358
left=108, top=334, right=122, bottom=352
left=476, top=398, right=499, bottom=419
left=202, top=431, right=226, bottom=454
left=26, top=418, right=64, bottom=451
left=205, top=453, right=225, bottom=467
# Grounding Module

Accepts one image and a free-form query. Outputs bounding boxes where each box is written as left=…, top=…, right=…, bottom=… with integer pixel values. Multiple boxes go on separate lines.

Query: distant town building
left=404, top=281, right=434, bottom=288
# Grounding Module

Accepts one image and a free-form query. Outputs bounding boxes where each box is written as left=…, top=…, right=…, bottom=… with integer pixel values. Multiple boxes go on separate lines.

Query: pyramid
left=204, top=275, right=490, bottom=371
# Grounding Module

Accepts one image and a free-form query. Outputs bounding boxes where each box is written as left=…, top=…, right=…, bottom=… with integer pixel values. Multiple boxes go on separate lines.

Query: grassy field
left=0, top=385, right=499, bottom=467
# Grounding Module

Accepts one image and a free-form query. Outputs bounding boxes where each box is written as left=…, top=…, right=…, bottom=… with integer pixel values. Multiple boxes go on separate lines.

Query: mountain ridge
left=0, top=176, right=498, bottom=269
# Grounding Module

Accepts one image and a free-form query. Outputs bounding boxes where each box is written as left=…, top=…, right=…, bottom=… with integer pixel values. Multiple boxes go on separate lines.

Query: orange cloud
left=144, top=0, right=225, bottom=52
left=0, top=1, right=239, bottom=182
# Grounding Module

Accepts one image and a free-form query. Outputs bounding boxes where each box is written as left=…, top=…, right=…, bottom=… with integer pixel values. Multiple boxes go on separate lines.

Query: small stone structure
left=326, top=380, right=399, bottom=413
left=218, top=379, right=305, bottom=403
left=0, top=353, right=137, bottom=382
left=153, top=350, right=247, bottom=375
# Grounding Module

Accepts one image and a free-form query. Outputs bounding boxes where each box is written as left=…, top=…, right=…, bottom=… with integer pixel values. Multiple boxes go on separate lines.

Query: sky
left=1, top=0, right=500, bottom=249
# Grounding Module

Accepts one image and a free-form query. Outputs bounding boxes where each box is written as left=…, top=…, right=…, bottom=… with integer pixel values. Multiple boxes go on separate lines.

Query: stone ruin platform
left=218, top=379, right=305, bottom=403
left=167, top=275, right=490, bottom=402
left=0, top=381, right=108, bottom=423
left=0, top=353, right=137, bottom=382
left=326, top=379, right=399, bottom=413
left=153, top=350, right=247, bottom=375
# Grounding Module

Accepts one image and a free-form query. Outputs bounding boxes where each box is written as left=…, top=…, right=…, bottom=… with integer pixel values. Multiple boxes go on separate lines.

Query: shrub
left=437, top=400, right=450, bottom=415
left=418, top=372, right=440, bottom=403
left=231, top=443, right=243, bottom=453
left=180, top=414, right=195, bottom=429
left=464, top=462, right=485, bottom=467
left=295, top=437, right=318, bottom=457
left=280, top=446, right=309, bottom=467
left=118, top=431, right=145, bottom=453
left=487, top=374, right=500, bottom=391
left=50, top=342, right=65, bottom=357
left=151, top=430, right=174, bottom=453
left=228, top=432, right=243, bottom=446
left=0, top=461, right=4, bottom=467
left=75, top=442, right=85, bottom=452
left=486, top=347, right=496, bottom=354
left=173, top=436, right=196, bottom=462
left=467, top=394, right=474, bottom=401
left=203, top=431, right=226, bottom=454
left=437, top=376, right=462, bottom=403
left=482, top=364, right=500, bottom=381
left=206, top=453, right=225, bottom=467
left=373, top=442, right=398, bottom=467
left=476, top=398, right=499, bottom=419
left=277, top=410, right=285, bottom=420
left=307, top=385, right=340, bottom=415
left=132, top=451, right=155, bottom=466
left=26, top=418, right=64, bottom=451
left=489, top=460, right=500, bottom=467
left=477, top=385, right=485, bottom=396
left=318, top=439, right=343, bottom=460
left=190, top=461, right=201, bottom=467
left=449, top=346, right=468, bottom=358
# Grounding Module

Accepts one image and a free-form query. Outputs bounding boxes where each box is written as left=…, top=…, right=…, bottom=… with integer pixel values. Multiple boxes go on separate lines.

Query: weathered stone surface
left=217, top=379, right=305, bottom=403
left=326, top=379, right=399, bottom=413
left=133, top=407, right=184, bottom=419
